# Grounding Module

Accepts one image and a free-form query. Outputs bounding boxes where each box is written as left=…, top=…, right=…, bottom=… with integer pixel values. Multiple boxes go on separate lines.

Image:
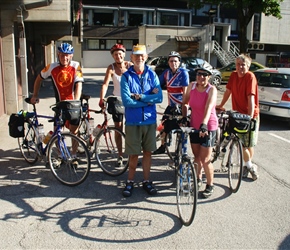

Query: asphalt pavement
left=0, top=68, right=289, bottom=249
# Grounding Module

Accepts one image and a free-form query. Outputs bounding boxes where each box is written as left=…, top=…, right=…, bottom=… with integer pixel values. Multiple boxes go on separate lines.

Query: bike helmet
left=168, top=51, right=181, bottom=61
left=58, top=43, right=74, bottom=54
left=195, top=62, right=213, bottom=75
left=110, top=44, right=126, bottom=54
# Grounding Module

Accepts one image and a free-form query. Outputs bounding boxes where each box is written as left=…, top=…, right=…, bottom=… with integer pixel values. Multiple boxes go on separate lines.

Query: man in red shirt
left=217, top=54, right=260, bottom=181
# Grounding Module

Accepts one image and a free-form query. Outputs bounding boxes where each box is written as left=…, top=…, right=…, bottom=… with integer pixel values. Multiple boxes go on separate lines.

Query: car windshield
left=255, top=72, right=290, bottom=88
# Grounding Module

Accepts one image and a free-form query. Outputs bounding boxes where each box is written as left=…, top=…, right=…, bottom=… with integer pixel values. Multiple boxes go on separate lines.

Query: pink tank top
left=188, top=82, right=218, bottom=131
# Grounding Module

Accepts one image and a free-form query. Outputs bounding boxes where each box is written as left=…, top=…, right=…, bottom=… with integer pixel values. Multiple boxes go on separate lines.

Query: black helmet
left=168, top=51, right=181, bottom=61
left=195, top=62, right=213, bottom=75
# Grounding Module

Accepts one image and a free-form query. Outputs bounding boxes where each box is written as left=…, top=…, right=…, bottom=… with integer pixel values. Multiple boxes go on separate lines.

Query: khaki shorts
left=125, top=124, right=156, bottom=155
left=237, top=116, right=259, bottom=147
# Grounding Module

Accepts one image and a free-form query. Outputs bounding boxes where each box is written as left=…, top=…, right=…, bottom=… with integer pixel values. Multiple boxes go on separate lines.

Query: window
left=85, top=39, right=134, bottom=51
left=88, top=39, right=99, bottom=49
left=161, top=13, right=178, bottom=25
left=252, top=14, right=261, bottom=41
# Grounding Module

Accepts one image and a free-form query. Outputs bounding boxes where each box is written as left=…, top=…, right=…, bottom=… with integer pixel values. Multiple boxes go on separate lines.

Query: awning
left=175, top=36, right=201, bottom=42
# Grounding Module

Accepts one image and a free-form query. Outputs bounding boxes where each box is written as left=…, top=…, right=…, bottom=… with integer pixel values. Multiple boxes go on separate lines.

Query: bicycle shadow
left=0, top=148, right=185, bottom=244
left=0, top=143, right=242, bottom=244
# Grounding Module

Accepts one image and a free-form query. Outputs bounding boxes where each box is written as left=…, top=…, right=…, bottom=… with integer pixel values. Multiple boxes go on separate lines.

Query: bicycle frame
left=23, top=98, right=71, bottom=160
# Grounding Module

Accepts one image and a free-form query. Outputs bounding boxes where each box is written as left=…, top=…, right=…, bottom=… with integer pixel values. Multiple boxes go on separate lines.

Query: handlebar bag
left=228, top=112, right=251, bottom=134
left=56, top=100, right=82, bottom=123
left=107, top=96, right=124, bottom=115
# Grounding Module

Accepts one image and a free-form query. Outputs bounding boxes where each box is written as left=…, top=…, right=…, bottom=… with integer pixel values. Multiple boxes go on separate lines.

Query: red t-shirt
left=226, top=71, right=259, bottom=118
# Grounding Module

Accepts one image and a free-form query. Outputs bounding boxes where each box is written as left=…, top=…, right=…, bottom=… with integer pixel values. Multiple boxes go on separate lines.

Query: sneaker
left=197, top=179, right=203, bottom=190
left=202, top=184, right=214, bottom=198
left=71, top=158, right=79, bottom=169
left=182, top=154, right=191, bottom=162
left=249, top=165, right=259, bottom=181
left=142, top=181, right=157, bottom=195
left=153, top=145, right=166, bottom=155
left=117, top=156, right=123, bottom=166
left=242, top=166, right=249, bottom=178
left=52, top=158, right=63, bottom=169
left=123, top=181, right=134, bottom=197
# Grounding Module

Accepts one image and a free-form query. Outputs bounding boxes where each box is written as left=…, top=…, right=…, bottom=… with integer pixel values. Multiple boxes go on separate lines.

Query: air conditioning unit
left=248, top=43, right=264, bottom=50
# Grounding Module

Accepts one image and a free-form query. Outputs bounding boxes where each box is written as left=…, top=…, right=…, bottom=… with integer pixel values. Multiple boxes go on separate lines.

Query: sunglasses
left=197, top=72, right=210, bottom=77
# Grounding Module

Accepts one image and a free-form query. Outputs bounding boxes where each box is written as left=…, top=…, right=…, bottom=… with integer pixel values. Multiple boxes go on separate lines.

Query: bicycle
left=78, top=94, right=128, bottom=176
left=169, top=125, right=198, bottom=226
left=17, top=97, right=91, bottom=186
left=211, top=109, right=253, bottom=193
left=156, top=107, right=192, bottom=162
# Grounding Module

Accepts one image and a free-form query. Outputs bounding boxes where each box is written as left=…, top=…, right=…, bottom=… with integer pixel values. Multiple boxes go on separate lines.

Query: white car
left=254, top=68, right=290, bottom=121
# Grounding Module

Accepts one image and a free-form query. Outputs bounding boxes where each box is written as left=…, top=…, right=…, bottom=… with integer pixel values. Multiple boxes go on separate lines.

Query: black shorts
left=112, top=113, right=123, bottom=123
left=189, top=130, right=217, bottom=147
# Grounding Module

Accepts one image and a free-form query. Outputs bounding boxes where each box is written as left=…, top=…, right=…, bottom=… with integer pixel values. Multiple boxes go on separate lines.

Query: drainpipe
left=16, top=1, right=53, bottom=110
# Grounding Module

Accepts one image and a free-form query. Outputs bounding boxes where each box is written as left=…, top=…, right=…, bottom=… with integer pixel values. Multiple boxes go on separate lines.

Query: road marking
left=268, top=133, right=290, bottom=144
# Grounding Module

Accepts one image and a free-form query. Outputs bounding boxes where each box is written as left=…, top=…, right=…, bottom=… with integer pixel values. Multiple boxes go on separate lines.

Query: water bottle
left=89, top=118, right=94, bottom=135
left=38, top=124, right=44, bottom=143
left=93, top=124, right=102, bottom=137
left=43, top=131, right=53, bottom=144
left=218, top=134, right=230, bottom=159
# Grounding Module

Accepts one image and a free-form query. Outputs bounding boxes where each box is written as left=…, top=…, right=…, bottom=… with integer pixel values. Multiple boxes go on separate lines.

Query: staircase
left=213, top=41, right=240, bottom=67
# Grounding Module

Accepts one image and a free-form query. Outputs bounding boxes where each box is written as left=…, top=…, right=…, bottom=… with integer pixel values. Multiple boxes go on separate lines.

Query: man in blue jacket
left=120, top=44, right=163, bottom=197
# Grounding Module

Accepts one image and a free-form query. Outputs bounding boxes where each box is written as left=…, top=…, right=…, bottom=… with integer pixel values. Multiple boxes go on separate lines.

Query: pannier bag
left=107, top=96, right=125, bottom=115
left=228, top=111, right=252, bottom=134
left=8, top=112, right=25, bottom=138
left=56, top=100, right=82, bottom=123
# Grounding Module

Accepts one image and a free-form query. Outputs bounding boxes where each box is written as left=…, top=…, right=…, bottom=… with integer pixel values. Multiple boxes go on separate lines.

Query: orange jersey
left=40, top=61, right=83, bottom=102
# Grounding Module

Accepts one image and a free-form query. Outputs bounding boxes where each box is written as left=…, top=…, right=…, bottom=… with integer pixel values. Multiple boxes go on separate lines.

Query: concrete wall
left=23, top=0, right=70, bottom=22
left=83, top=51, right=131, bottom=68
left=139, top=25, right=206, bottom=58
left=259, top=0, right=290, bottom=44
left=81, top=25, right=208, bottom=68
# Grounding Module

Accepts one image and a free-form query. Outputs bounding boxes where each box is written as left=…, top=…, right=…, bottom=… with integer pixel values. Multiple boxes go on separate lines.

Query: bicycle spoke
left=48, top=133, right=91, bottom=186
left=176, top=161, right=197, bottom=226
left=18, top=122, right=39, bottom=164
left=95, top=127, right=128, bottom=176
left=228, top=138, right=243, bottom=193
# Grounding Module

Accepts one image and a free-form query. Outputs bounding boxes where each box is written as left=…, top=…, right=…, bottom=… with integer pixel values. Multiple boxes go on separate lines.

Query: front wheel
left=94, top=127, right=128, bottom=176
left=227, top=137, right=243, bottom=193
left=18, top=121, right=39, bottom=164
left=176, top=160, right=198, bottom=226
left=47, top=132, right=91, bottom=186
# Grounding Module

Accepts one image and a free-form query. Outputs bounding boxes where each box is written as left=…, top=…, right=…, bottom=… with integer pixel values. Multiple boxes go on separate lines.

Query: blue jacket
left=120, top=65, right=163, bottom=126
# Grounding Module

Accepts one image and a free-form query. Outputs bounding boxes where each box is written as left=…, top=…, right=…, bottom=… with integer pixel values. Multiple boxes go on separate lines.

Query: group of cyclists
left=30, top=42, right=260, bottom=199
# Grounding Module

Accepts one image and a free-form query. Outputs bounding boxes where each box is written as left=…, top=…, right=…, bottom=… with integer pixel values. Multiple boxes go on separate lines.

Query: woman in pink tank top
left=182, top=66, right=218, bottom=198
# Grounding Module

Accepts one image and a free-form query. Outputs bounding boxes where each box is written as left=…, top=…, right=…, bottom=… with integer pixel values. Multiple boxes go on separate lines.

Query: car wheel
left=212, top=76, right=222, bottom=90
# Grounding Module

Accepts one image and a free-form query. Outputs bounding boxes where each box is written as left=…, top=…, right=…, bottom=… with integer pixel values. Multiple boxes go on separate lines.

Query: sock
left=245, top=161, right=252, bottom=169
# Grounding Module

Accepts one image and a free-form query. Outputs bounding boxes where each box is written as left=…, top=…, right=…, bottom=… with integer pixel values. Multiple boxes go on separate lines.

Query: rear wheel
left=227, top=137, right=243, bottom=193
left=176, top=160, right=198, bottom=226
left=18, top=121, right=39, bottom=164
left=94, top=127, right=128, bottom=176
left=78, top=119, right=94, bottom=152
left=47, top=132, right=91, bottom=186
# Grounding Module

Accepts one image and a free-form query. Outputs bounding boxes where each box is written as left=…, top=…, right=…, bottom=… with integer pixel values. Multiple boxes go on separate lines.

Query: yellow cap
left=132, top=44, right=147, bottom=55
